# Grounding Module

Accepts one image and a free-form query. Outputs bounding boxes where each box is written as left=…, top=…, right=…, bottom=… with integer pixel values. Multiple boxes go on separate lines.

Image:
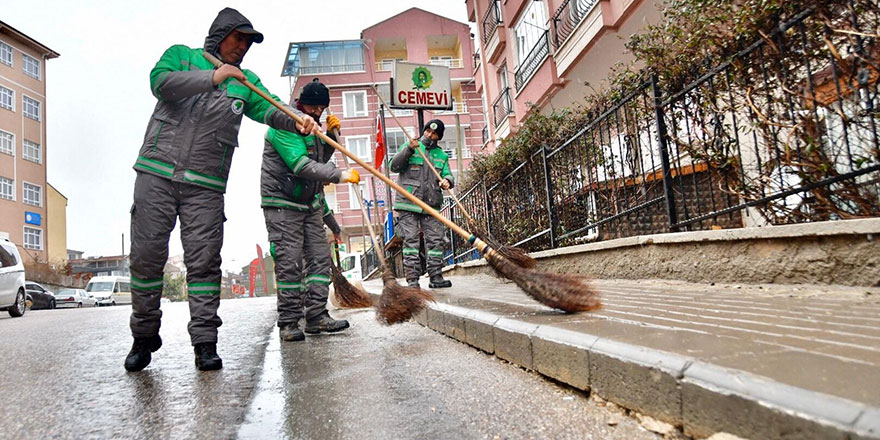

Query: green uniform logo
left=412, top=67, right=433, bottom=90
left=231, top=99, right=244, bottom=115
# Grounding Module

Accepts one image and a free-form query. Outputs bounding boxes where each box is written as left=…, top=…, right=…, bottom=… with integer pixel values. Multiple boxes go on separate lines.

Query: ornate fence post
left=651, top=74, right=679, bottom=231
left=484, top=181, right=492, bottom=238
left=541, top=143, right=558, bottom=248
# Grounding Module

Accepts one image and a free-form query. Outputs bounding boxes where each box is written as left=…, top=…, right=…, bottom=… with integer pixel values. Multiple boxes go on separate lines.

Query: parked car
left=86, top=276, right=132, bottom=306
left=54, top=288, right=97, bottom=308
left=25, top=282, right=56, bottom=310
left=0, top=238, right=27, bottom=317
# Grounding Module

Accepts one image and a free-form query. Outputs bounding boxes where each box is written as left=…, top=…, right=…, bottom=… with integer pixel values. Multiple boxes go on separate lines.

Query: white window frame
left=0, top=176, right=13, bottom=200
left=324, top=188, right=339, bottom=214
left=0, top=41, right=11, bottom=67
left=23, top=226, right=42, bottom=250
left=344, top=135, right=371, bottom=163
left=22, top=53, right=40, bottom=80
left=0, top=130, right=13, bottom=156
left=23, top=140, right=41, bottom=164
left=342, top=90, right=368, bottom=118
left=22, top=95, right=40, bottom=121
left=384, top=128, right=413, bottom=159
left=349, top=182, right=368, bottom=210
left=513, top=1, right=549, bottom=66
left=0, top=85, right=13, bottom=111
left=22, top=181, right=42, bottom=207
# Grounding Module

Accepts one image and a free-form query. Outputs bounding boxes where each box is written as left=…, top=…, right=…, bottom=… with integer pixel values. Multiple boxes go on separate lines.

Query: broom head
left=375, top=268, right=436, bottom=325
left=495, top=244, right=537, bottom=269
left=331, top=265, right=373, bottom=308
left=484, top=249, right=600, bottom=312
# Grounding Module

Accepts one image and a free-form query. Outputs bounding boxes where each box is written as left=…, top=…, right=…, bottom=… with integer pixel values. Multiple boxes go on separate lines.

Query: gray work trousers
left=397, top=211, right=446, bottom=280
left=264, top=207, right=332, bottom=326
left=129, top=172, right=224, bottom=345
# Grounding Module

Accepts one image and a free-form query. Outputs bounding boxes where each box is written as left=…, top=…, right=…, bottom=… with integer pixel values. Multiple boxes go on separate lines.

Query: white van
left=0, top=238, right=27, bottom=317
left=338, top=252, right=363, bottom=282
left=86, top=275, right=132, bottom=306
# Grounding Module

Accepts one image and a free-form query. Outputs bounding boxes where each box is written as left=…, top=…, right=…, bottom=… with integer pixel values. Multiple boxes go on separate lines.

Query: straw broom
left=371, top=86, right=537, bottom=270
left=203, top=52, right=600, bottom=313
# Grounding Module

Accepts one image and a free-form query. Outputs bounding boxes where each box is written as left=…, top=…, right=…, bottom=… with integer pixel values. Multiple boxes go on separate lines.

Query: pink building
left=466, top=0, right=661, bottom=148
left=281, top=8, right=487, bottom=252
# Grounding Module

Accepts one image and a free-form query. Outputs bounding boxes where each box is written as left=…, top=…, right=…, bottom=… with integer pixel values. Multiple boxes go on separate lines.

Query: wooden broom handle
left=202, top=51, right=485, bottom=251
left=370, top=85, right=479, bottom=227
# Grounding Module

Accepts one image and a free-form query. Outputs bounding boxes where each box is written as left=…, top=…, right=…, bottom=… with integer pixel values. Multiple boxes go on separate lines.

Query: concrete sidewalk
left=363, top=275, right=880, bottom=439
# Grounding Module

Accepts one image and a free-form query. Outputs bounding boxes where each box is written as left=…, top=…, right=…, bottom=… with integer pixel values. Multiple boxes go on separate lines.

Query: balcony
left=492, top=87, right=513, bottom=128
left=551, top=0, right=600, bottom=49
left=429, top=58, right=464, bottom=69
left=436, top=101, right=469, bottom=115
left=514, top=31, right=550, bottom=90
left=482, top=125, right=489, bottom=147
left=481, top=1, right=502, bottom=44
left=282, top=40, right=365, bottom=83
left=375, top=59, right=406, bottom=72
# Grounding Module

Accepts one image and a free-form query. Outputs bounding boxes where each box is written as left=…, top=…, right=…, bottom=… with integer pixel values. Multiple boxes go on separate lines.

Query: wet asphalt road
left=0, top=299, right=660, bottom=439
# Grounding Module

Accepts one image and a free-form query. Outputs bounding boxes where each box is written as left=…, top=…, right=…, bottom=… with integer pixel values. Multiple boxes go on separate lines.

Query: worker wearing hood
left=125, top=8, right=318, bottom=373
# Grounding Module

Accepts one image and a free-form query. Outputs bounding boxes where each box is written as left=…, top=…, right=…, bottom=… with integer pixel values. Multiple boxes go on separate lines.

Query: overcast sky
left=2, top=1, right=470, bottom=272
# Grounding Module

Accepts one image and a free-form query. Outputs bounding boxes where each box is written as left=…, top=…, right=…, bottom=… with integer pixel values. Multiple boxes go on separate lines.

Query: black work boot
left=407, top=278, right=420, bottom=288
left=429, top=275, right=452, bottom=289
left=304, top=311, right=350, bottom=334
left=279, top=322, right=305, bottom=342
left=124, top=335, right=162, bottom=372
left=194, top=343, right=223, bottom=371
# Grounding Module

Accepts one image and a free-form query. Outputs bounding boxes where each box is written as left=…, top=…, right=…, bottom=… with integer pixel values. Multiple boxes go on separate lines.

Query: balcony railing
left=481, top=1, right=502, bottom=44
left=551, top=0, right=599, bottom=49
left=482, top=125, right=489, bottom=145
left=514, top=31, right=550, bottom=90
left=473, top=52, right=481, bottom=71
left=492, top=87, right=512, bottom=128
left=299, top=63, right=365, bottom=75
left=436, top=101, right=469, bottom=114
left=429, top=58, right=464, bottom=69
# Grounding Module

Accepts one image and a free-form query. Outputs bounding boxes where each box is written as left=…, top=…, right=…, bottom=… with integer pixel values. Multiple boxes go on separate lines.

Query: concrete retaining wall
left=446, top=218, right=880, bottom=287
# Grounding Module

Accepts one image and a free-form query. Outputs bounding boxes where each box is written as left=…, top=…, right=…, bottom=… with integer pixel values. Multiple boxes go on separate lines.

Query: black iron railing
left=442, top=5, right=880, bottom=263
left=551, top=0, right=600, bottom=49
left=481, top=1, right=502, bottom=45
left=515, top=31, right=551, bottom=90
left=482, top=125, right=489, bottom=145
left=473, top=52, right=481, bottom=71
left=492, top=87, right=513, bottom=128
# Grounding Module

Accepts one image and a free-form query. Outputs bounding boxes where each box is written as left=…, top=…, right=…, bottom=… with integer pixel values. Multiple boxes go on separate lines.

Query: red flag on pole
left=374, top=114, right=386, bottom=169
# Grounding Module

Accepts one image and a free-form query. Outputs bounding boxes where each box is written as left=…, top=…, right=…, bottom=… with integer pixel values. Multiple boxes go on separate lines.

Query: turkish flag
left=374, top=115, right=386, bottom=169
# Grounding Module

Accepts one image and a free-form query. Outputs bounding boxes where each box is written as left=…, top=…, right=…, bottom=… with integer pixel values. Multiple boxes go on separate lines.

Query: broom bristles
left=484, top=250, right=601, bottom=312
left=375, top=268, right=436, bottom=325
left=496, top=244, right=537, bottom=269
left=331, top=265, right=373, bottom=308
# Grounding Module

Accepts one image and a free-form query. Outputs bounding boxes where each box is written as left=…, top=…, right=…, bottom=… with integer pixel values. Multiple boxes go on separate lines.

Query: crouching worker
left=390, top=119, right=454, bottom=289
left=261, top=79, right=358, bottom=341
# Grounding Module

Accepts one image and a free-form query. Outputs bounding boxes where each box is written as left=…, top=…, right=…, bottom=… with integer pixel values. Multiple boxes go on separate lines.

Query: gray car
left=0, top=238, right=27, bottom=317
left=54, top=288, right=97, bottom=308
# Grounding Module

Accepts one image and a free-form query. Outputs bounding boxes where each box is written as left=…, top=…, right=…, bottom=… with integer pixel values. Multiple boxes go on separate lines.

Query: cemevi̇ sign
left=391, top=62, right=453, bottom=110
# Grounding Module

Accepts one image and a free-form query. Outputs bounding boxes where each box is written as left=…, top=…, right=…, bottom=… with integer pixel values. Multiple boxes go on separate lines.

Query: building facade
left=466, top=0, right=660, bottom=148
left=281, top=8, right=487, bottom=252
left=69, top=254, right=129, bottom=278
left=0, top=21, right=59, bottom=264
left=47, top=182, right=67, bottom=267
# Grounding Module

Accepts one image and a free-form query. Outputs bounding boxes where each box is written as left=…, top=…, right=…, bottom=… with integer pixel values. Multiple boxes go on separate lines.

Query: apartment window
left=342, top=91, right=368, bottom=118
left=23, top=140, right=41, bottom=163
left=0, top=130, right=13, bottom=156
left=349, top=182, right=367, bottom=210
left=0, top=86, right=13, bottom=111
left=22, top=54, right=40, bottom=79
left=23, top=96, right=40, bottom=121
left=23, top=227, right=42, bottom=250
left=23, top=182, right=41, bottom=206
left=439, top=126, right=471, bottom=159
left=0, top=41, right=11, bottom=66
left=377, top=58, right=404, bottom=72
left=324, top=189, right=339, bottom=213
left=0, top=177, right=13, bottom=200
left=384, top=129, right=413, bottom=158
left=375, top=84, right=413, bottom=116
left=345, top=135, right=371, bottom=163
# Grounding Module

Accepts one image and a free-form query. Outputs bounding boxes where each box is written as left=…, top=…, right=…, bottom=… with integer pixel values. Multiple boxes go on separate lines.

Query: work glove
left=341, top=169, right=360, bottom=184
left=326, top=114, right=341, bottom=134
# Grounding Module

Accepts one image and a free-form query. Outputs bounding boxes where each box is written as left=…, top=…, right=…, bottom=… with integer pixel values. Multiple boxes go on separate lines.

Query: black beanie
left=299, top=78, right=330, bottom=106
left=425, top=119, right=445, bottom=140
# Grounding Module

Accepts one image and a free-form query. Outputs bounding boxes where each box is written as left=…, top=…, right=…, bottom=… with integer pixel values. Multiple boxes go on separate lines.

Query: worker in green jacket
left=261, top=79, right=359, bottom=341
left=390, top=119, right=454, bottom=289
left=125, top=7, right=317, bottom=372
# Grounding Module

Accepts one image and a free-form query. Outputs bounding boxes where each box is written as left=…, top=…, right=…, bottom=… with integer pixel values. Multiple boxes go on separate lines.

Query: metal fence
left=442, top=4, right=880, bottom=264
